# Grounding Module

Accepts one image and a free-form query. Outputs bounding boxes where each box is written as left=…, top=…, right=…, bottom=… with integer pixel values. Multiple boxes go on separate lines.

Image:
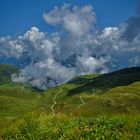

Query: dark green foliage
left=68, top=67, right=140, bottom=95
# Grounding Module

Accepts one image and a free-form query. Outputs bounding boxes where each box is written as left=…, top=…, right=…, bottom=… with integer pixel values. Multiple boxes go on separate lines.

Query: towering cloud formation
left=43, top=4, right=96, bottom=36
left=0, top=4, right=140, bottom=90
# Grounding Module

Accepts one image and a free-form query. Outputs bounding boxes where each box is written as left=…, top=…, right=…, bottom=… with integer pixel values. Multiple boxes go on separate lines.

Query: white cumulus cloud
left=0, top=4, right=140, bottom=90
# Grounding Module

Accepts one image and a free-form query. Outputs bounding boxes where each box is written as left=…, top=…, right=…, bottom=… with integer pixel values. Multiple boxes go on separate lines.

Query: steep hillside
left=68, top=67, right=140, bottom=95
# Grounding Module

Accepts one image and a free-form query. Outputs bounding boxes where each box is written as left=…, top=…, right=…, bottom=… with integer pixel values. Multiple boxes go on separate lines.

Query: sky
left=0, top=0, right=140, bottom=90
left=0, top=0, right=138, bottom=36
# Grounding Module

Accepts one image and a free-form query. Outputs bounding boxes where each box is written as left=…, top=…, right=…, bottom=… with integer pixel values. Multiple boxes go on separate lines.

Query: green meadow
left=0, top=64, right=140, bottom=139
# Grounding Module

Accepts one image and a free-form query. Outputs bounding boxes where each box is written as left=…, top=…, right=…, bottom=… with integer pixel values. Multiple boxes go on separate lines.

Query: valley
left=0, top=64, right=140, bottom=139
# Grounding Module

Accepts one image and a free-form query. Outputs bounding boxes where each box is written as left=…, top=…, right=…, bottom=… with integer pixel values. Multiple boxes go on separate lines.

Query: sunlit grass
left=0, top=112, right=140, bottom=140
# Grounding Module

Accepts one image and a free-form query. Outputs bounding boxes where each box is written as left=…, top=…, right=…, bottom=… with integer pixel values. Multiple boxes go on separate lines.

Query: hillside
left=0, top=64, right=40, bottom=122
left=0, top=64, right=18, bottom=85
left=0, top=65, right=140, bottom=139
left=40, top=67, right=140, bottom=116
left=68, top=67, right=140, bottom=95
left=0, top=65, right=140, bottom=118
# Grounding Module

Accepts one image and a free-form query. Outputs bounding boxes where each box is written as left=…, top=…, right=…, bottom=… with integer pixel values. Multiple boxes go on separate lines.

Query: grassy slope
left=68, top=67, right=140, bottom=95
left=0, top=65, right=140, bottom=139
left=0, top=65, right=140, bottom=118
left=40, top=67, right=140, bottom=116
left=0, top=65, right=40, bottom=122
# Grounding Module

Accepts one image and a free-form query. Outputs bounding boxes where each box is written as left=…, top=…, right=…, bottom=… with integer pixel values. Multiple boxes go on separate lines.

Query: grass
left=0, top=64, right=140, bottom=139
left=0, top=112, right=140, bottom=140
left=0, top=83, right=40, bottom=122
left=0, top=65, right=40, bottom=121
left=39, top=80, right=140, bottom=116
left=0, top=65, right=139, bottom=117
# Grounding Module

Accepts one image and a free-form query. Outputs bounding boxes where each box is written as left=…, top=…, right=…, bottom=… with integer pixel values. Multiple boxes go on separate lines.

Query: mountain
left=41, top=67, right=140, bottom=116
left=0, top=65, right=140, bottom=117
left=68, top=67, right=140, bottom=95
left=0, top=65, right=140, bottom=139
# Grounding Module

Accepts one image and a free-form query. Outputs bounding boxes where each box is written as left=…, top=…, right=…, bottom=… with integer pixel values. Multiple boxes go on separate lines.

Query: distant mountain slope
left=40, top=67, right=140, bottom=116
left=0, top=64, right=18, bottom=85
left=0, top=64, right=41, bottom=91
left=0, top=66, right=139, bottom=140
left=0, top=65, right=140, bottom=139
left=68, top=67, right=140, bottom=95
left=68, top=74, right=100, bottom=85
left=0, top=65, right=140, bottom=120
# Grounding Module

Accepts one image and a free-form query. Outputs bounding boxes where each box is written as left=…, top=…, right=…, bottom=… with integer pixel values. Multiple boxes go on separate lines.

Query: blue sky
left=0, top=0, right=138, bottom=37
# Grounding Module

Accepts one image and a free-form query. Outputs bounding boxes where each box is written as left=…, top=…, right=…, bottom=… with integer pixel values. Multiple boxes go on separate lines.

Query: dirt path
left=21, top=86, right=24, bottom=92
left=51, top=86, right=63, bottom=116
left=77, top=96, right=85, bottom=109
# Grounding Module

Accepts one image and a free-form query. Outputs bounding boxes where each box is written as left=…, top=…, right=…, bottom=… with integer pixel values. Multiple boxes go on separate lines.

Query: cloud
left=77, top=56, right=110, bottom=74
left=0, top=4, right=140, bottom=90
left=121, top=17, right=140, bottom=41
left=129, top=56, right=140, bottom=67
left=0, top=37, right=11, bottom=57
left=43, top=4, right=97, bottom=36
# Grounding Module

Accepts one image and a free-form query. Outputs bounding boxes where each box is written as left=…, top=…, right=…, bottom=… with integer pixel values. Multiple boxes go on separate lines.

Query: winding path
left=77, top=91, right=95, bottom=109
left=77, top=96, right=85, bottom=109
left=50, top=78, right=95, bottom=113
left=21, top=86, right=24, bottom=92
left=51, top=86, right=63, bottom=116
